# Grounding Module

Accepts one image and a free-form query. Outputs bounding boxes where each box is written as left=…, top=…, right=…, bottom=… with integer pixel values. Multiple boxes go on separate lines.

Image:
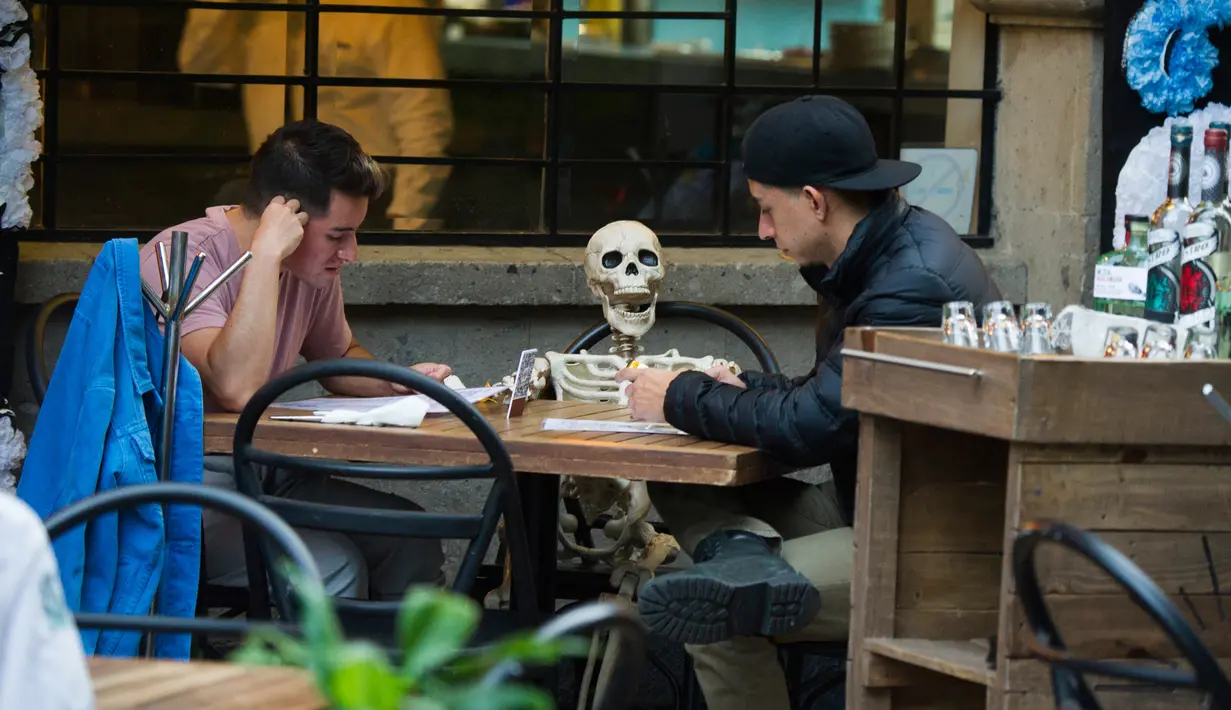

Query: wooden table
left=89, top=657, right=325, bottom=709
left=204, top=399, right=770, bottom=486
left=204, top=398, right=773, bottom=610
left=841, top=326, right=1231, bottom=710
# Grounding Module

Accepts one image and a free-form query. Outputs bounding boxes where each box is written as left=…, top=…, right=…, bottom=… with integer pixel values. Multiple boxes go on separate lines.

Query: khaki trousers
left=648, top=477, right=852, bottom=710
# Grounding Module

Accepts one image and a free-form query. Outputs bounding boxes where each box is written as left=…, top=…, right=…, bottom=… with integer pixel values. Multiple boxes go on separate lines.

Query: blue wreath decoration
left=1123, top=0, right=1231, bottom=116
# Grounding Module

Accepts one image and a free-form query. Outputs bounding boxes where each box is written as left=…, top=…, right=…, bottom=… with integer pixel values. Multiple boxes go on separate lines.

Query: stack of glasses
left=1101, top=323, right=1216, bottom=359
left=942, top=300, right=1056, bottom=355
left=941, top=301, right=1218, bottom=360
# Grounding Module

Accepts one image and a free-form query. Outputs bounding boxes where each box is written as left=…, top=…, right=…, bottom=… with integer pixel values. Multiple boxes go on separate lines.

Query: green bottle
left=1146, top=123, right=1193, bottom=323
left=1093, top=215, right=1148, bottom=316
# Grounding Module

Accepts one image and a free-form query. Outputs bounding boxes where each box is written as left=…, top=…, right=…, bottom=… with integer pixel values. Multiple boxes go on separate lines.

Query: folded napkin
left=315, top=395, right=430, bottom=428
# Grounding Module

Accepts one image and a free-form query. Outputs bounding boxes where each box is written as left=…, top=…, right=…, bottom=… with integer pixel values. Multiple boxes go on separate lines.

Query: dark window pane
left=559, top=91, right=718, bottom=161
left=56, top=158, right=249, bottom=229
left=562, top=18, right=726, bottom=85
left=439, top=10, right=548, bottom=81
left=320, top=11, right=548, bottom=82
left=733, top=1, right=814, bottom=86
left=727, top=94, right=893, bottom=235
left=900, top=97, right=984, bottom=235
left=818, top=0, right=896, bottom=89
left=444, top=88, right=545, bottom=159
left=558, top=165, right=717, bottom=234
left=59, top=5, right=300, bottom=76
left=904, top=0, right=986, bottom=91
left=56, top=79, right=251, bottom=154
left=433, top=165, right=543, bottom=232
left=28, top=161, right=43, bottom=229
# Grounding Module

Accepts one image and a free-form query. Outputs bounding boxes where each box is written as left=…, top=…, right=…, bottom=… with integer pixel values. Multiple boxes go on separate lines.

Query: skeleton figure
left=540, top=220, right=740, bottom=572
left=545, top=221, right=740, bottom=404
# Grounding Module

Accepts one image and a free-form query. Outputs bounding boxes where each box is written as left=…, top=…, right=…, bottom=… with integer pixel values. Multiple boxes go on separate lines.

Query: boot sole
left=637, top=573, right=821, bottom=645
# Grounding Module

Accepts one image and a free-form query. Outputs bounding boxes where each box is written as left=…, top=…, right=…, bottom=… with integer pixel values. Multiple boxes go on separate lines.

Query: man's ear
left=801, top=185, right=827, bottom=221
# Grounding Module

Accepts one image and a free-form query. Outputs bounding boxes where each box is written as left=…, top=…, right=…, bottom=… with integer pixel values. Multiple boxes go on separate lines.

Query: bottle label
left=1170, top=153, right=1186, bottom=185
left=1093, top=264, right=1147, bottom=302
left=1202, top=154, right=1223, bottom=192
left=1180, top=222, right=1218, bottom=326
left=1147, top=241, right=1180, bottom=270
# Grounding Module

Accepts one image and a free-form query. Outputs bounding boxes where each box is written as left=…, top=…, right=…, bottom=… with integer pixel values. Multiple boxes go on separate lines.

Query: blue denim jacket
left=18, top=239, right=203, bottom=660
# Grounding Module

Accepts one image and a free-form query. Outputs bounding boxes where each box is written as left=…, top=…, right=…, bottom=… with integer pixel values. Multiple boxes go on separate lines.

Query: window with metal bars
left=26, top=0, right=1000, bottom=248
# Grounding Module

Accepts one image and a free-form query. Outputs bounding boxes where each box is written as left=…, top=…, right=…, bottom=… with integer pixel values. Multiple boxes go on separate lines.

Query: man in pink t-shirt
left=140, top=120, right=448, bottom=598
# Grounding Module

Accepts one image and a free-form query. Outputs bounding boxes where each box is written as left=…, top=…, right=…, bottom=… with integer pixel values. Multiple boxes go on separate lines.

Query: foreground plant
left=230, top=572, right=583, bottom=710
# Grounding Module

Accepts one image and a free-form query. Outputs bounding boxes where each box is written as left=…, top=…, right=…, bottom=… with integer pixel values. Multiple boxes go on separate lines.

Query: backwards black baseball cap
left=741, top=95, right=921, bottom=191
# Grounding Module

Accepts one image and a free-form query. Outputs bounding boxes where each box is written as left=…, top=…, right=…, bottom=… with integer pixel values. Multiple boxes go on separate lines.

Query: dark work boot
left=636, top=530, right=821, bottom=645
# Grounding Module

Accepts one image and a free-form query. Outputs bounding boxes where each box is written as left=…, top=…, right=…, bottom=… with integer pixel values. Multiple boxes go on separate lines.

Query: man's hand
left=615, top=367, right=683, bottom=422
left=251, top=196, right=308, bottom=263
left=704, top=365, right=747, bottom=389
left=391, top=362, right=454, bottom=394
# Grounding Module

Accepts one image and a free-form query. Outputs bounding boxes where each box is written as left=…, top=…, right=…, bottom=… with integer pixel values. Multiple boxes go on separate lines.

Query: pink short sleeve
left=300, top=280, right=352, bottom=361
left=137, top=242, right=229, bottom=337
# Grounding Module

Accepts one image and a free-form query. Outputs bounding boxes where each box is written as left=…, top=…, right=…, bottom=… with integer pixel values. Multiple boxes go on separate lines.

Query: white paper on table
left=540, top=418, right=689, bottom=436
left=275, top=385, right=509, bottom=416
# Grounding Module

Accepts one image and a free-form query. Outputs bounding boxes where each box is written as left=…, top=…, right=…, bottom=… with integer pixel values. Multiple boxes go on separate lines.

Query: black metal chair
left=564, top=300, right=782, bottom=374
left=1013, top=521, right=1231, bottom=709
left=231, top=358, right=538, bottom=644
left=43, top=482, right=317, bottom=640
left=484, top=599, right=648, bottom=710
left=25, top=292, right=80, bottom=406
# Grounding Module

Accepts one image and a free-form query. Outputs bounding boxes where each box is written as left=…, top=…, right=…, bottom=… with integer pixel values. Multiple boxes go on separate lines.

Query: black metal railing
left=27, top=0, right=1001, bottom=248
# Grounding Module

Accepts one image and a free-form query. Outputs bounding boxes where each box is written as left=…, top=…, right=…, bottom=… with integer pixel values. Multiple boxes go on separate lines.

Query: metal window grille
left=27, top=0, right=1001, bottom=248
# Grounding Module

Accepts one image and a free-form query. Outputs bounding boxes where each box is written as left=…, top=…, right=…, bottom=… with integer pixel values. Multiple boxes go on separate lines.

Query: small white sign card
left=507, top=348, right=538, bottom=418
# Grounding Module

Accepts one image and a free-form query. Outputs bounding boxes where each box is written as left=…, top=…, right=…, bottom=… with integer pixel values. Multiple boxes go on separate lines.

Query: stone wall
left=976, top=0, right=1105, bottom=307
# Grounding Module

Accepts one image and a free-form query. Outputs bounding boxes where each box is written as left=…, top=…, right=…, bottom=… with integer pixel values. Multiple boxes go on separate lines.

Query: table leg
left=517, top=471, right=560, bottom=614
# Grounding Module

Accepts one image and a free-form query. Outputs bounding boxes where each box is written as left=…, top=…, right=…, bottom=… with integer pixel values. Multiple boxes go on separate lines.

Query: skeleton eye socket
left=638, top=250, right=659, bottom=267
left=602, top=251, right=623, bottom=269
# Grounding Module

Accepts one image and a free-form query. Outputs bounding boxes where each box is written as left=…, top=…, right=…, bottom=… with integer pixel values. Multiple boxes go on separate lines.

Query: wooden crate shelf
left=841, top=326, right=1231, bottom=710
left=863, top=638, right=995, bottom=687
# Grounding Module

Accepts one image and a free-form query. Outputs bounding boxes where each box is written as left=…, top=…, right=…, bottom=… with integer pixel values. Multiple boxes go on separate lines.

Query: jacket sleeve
left=737, top=370, right=794, bottom=390
left=664, top=276, right=954, bottom=466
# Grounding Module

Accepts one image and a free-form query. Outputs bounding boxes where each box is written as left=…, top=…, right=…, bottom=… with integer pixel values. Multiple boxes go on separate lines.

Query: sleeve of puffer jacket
left=737, top=370, right=795, bottom=390
left=664, top=269, right=956, bottom=465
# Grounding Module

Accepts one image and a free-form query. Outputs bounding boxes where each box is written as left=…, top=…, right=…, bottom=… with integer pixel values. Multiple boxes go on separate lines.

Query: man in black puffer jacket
left=615, top=95, right=1001, bottom=710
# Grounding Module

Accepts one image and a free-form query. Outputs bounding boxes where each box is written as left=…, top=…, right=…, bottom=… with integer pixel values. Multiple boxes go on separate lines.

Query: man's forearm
left=203, top=253, right=282, bottom=408
left=320, top=343, right=396, bottom=397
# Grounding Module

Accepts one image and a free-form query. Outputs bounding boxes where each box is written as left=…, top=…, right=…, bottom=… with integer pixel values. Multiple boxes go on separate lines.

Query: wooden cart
left=840, top=326, right=1231, bottom=710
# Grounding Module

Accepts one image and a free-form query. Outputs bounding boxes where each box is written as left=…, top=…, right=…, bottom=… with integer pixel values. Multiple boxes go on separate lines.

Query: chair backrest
left=25, top=292, right=80, bottom=405
left=43, top=482, right=318, bottom=636
left=232, top=358, right=537, bottom=618
left=1012, top=521, right=1231, bottom=709
left=563, top=300, right=781, bottom=374
left=482, top=600, right=647, bottom=710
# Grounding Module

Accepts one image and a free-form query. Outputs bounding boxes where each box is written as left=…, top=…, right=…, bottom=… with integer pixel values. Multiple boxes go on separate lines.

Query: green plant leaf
left=444, top=684, right=556, bottom=710
left=396, top=588, right=480, bottom=679
left=229, top=626, right=311, bottom=668
left=327, top=640, right=407, bottom=710
left=444, top=634, right=591, bottom=680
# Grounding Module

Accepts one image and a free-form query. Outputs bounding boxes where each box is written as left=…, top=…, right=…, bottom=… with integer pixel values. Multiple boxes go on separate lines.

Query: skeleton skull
left=584, top=221, right=664, bottom=338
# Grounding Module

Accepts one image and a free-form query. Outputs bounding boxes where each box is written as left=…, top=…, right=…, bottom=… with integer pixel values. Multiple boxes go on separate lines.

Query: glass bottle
left=1209, top=122, right=1231, bottom=356
left=1146, top=123, right=1193, bottom=324
left=1184, top=127, right=1231, bottom=331
left=1093, top=215, right=1148, bottom=316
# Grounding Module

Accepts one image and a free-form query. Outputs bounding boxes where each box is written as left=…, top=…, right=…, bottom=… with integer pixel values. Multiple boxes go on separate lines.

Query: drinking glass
left=942, top=301, right=980, bottom=348
left=1140, top=324, right=1179, bottom=359
left=1018, top=302, right=1054, bottom=355
left=1184, top=324, right=1218, bottom=359
left=981, top=301, right=1020, bottom=352
left=1102, top=326, right=1139, bottom=358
